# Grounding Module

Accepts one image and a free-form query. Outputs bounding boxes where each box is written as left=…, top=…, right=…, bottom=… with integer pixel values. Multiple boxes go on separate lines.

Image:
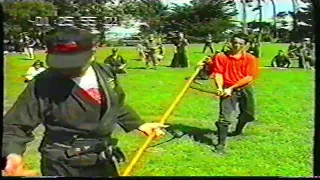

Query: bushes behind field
left=185, top=35, right=225, bottom=43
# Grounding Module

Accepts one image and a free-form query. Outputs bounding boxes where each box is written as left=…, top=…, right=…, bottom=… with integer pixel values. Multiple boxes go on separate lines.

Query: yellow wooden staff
left=121, top=58, right=207, bottom=176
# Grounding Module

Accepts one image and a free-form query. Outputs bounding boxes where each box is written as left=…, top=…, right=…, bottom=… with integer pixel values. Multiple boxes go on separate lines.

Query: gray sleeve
left=2, top=82, right=44, bottom=157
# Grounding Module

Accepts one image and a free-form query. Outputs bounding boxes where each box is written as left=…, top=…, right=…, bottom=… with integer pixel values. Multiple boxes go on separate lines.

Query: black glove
left=100, top=146, right=126, bottom=164
left=112, top=146, right=126, bottom=163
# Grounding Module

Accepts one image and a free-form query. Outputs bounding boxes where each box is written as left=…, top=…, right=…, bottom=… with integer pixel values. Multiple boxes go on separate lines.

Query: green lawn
left=4, top=43, right=314, bottom=176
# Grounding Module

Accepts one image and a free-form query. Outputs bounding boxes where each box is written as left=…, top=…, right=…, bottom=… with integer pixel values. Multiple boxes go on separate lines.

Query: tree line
left=2, top=0, right=314, bottom=43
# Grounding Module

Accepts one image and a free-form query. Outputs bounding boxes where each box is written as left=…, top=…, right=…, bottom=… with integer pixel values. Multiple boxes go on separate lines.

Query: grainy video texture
left=2, top=0, right=315, bottom=177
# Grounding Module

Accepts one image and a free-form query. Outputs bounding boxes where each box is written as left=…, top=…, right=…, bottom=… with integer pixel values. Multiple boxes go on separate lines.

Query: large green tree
left=2, top=1, right=56, bottom=36
left=164, top=0, right=237, bottom=41
left=118, top=0, right=169, bottom=33
left=240, top=0, right=253, bottom=35
left=275, top=11, right=291, bottom=42
left=295, top=0, right=313, bottom=40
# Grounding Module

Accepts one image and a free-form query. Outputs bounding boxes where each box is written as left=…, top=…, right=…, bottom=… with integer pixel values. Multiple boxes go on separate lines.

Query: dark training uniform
left=247, top=42, right=260, bottom=58
left=157, top=37, right=164, bottom=56
left=202, top=34, right=214, bottom=54
left=144, top=39, right=159, bottom=68
left=2, top=62, right=145, bottom=176
left=302, top=46, right=315, bottom=68
left=296, top=44, right=315, bottom=68
left=104, top=54, right=127, bottom=74
left=196, top=56, right=213, bottom=80
left=287, top=44, right=298, bottom=58
left=271, top=54, right=291, bottom=68
left=170, top=37, right=189, bottom=68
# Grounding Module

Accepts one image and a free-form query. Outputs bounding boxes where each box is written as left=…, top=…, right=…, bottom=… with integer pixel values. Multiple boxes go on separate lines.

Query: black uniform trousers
left=41, top=156, right=118, bottom=177
left=215, top=85, right=255, bottom=145
left=203, top=42, right=214, bottom=54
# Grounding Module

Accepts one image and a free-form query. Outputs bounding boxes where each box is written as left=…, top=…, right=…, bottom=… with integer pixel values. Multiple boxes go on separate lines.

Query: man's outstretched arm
left=2, top=81, right=44, bottom=168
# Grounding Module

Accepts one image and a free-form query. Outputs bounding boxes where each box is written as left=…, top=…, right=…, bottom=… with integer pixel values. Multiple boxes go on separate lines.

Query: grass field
left=4, top=43, right=315, bottom=176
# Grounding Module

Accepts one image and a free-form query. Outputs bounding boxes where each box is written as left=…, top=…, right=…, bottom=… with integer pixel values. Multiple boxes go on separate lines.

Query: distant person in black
left=170, top=32, right=189, bottom=68
left=271, top=50, right=291, bottom=68
left=23, top=35, right=36, bottom=59
left=296, top=41, right=314, bottom=69
left=202, top=34, right=214, bottom=54
left=104, top=48, right=127, bottom=74
left=299, top=41, right=315, bottom=70
left=5, top=36, right=16, bottom=52
left=247, top=39, right=260, bottom=58
left=287, top=42, right=298, bottom=58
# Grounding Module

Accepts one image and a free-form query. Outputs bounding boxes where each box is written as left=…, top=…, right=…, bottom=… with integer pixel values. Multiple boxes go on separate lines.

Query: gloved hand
left=101, top=146, right=126, bottom=164
left=112, top=147, right=126, bottom=164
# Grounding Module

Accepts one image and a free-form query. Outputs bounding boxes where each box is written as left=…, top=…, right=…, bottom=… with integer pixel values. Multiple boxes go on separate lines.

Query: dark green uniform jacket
left=104, top=55, right=126, bottom=67
left=145, top=40, right=158, bottom=53
left=2, top=61, right=145, bottom=160
left=205, top=35, right=212, bottom=43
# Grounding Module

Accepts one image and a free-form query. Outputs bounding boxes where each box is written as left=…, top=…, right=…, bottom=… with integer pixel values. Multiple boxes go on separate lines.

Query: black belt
left=44, top=134, right=125, bottom=166
left=43, top=132, right=113, bottom=155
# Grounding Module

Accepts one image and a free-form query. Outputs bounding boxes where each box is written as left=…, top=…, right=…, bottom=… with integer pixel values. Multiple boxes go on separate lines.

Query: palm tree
left=251, top=0, right=264, bottom=42
left=291, top=0, right=299, bottom=40
left=257, top=0, right=263, bottom=42
left=241, top=0, right=248, bottom=34
left=270, top=0, right=277, bottom=40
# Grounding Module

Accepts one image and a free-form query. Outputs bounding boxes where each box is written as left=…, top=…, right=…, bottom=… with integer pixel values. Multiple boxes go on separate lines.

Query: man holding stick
left=210, top=33, right=259, bottom=154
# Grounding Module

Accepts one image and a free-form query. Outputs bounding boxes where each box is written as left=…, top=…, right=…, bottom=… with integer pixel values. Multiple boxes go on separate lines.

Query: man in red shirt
left=211, top=33, right=259, bottom=154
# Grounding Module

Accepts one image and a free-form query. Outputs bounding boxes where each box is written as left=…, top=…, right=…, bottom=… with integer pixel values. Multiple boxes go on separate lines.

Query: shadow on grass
left=127, top=67, right=147, bottom=70
left=147, top=123, right=217, bottom=148
left=18, top=57, right=34, bottom=60
left=190, top=85, right=217, bottom=94
left=127, top=65, right=172, bottom=70
left=263, top=65, right=302, bottom=69
left=130, top=58, right=143, bottom=61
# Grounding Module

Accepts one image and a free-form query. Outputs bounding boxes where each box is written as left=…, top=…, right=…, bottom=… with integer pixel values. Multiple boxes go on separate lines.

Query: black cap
left=44, top=27, right=95, bottom=68
left=45, top=26, right=94, bottom=54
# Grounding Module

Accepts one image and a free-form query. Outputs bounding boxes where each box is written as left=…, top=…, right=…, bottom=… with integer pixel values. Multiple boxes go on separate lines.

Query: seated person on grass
left=296, top=42, right=315, bottom=69
left=302, top=45, right=315, bottom=70
left=22, top=60, right=46, bottom=82
left=287, top=42, right=298, bottom=58
left=271, top=50, right=291, bottom=68
left=104, top=48, right=127, bottom=74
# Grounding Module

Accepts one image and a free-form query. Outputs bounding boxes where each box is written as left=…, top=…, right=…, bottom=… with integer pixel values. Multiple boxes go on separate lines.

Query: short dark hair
left=32, top=60, right=44, bottom=67
left=231, top=33, right=249, bottom=43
